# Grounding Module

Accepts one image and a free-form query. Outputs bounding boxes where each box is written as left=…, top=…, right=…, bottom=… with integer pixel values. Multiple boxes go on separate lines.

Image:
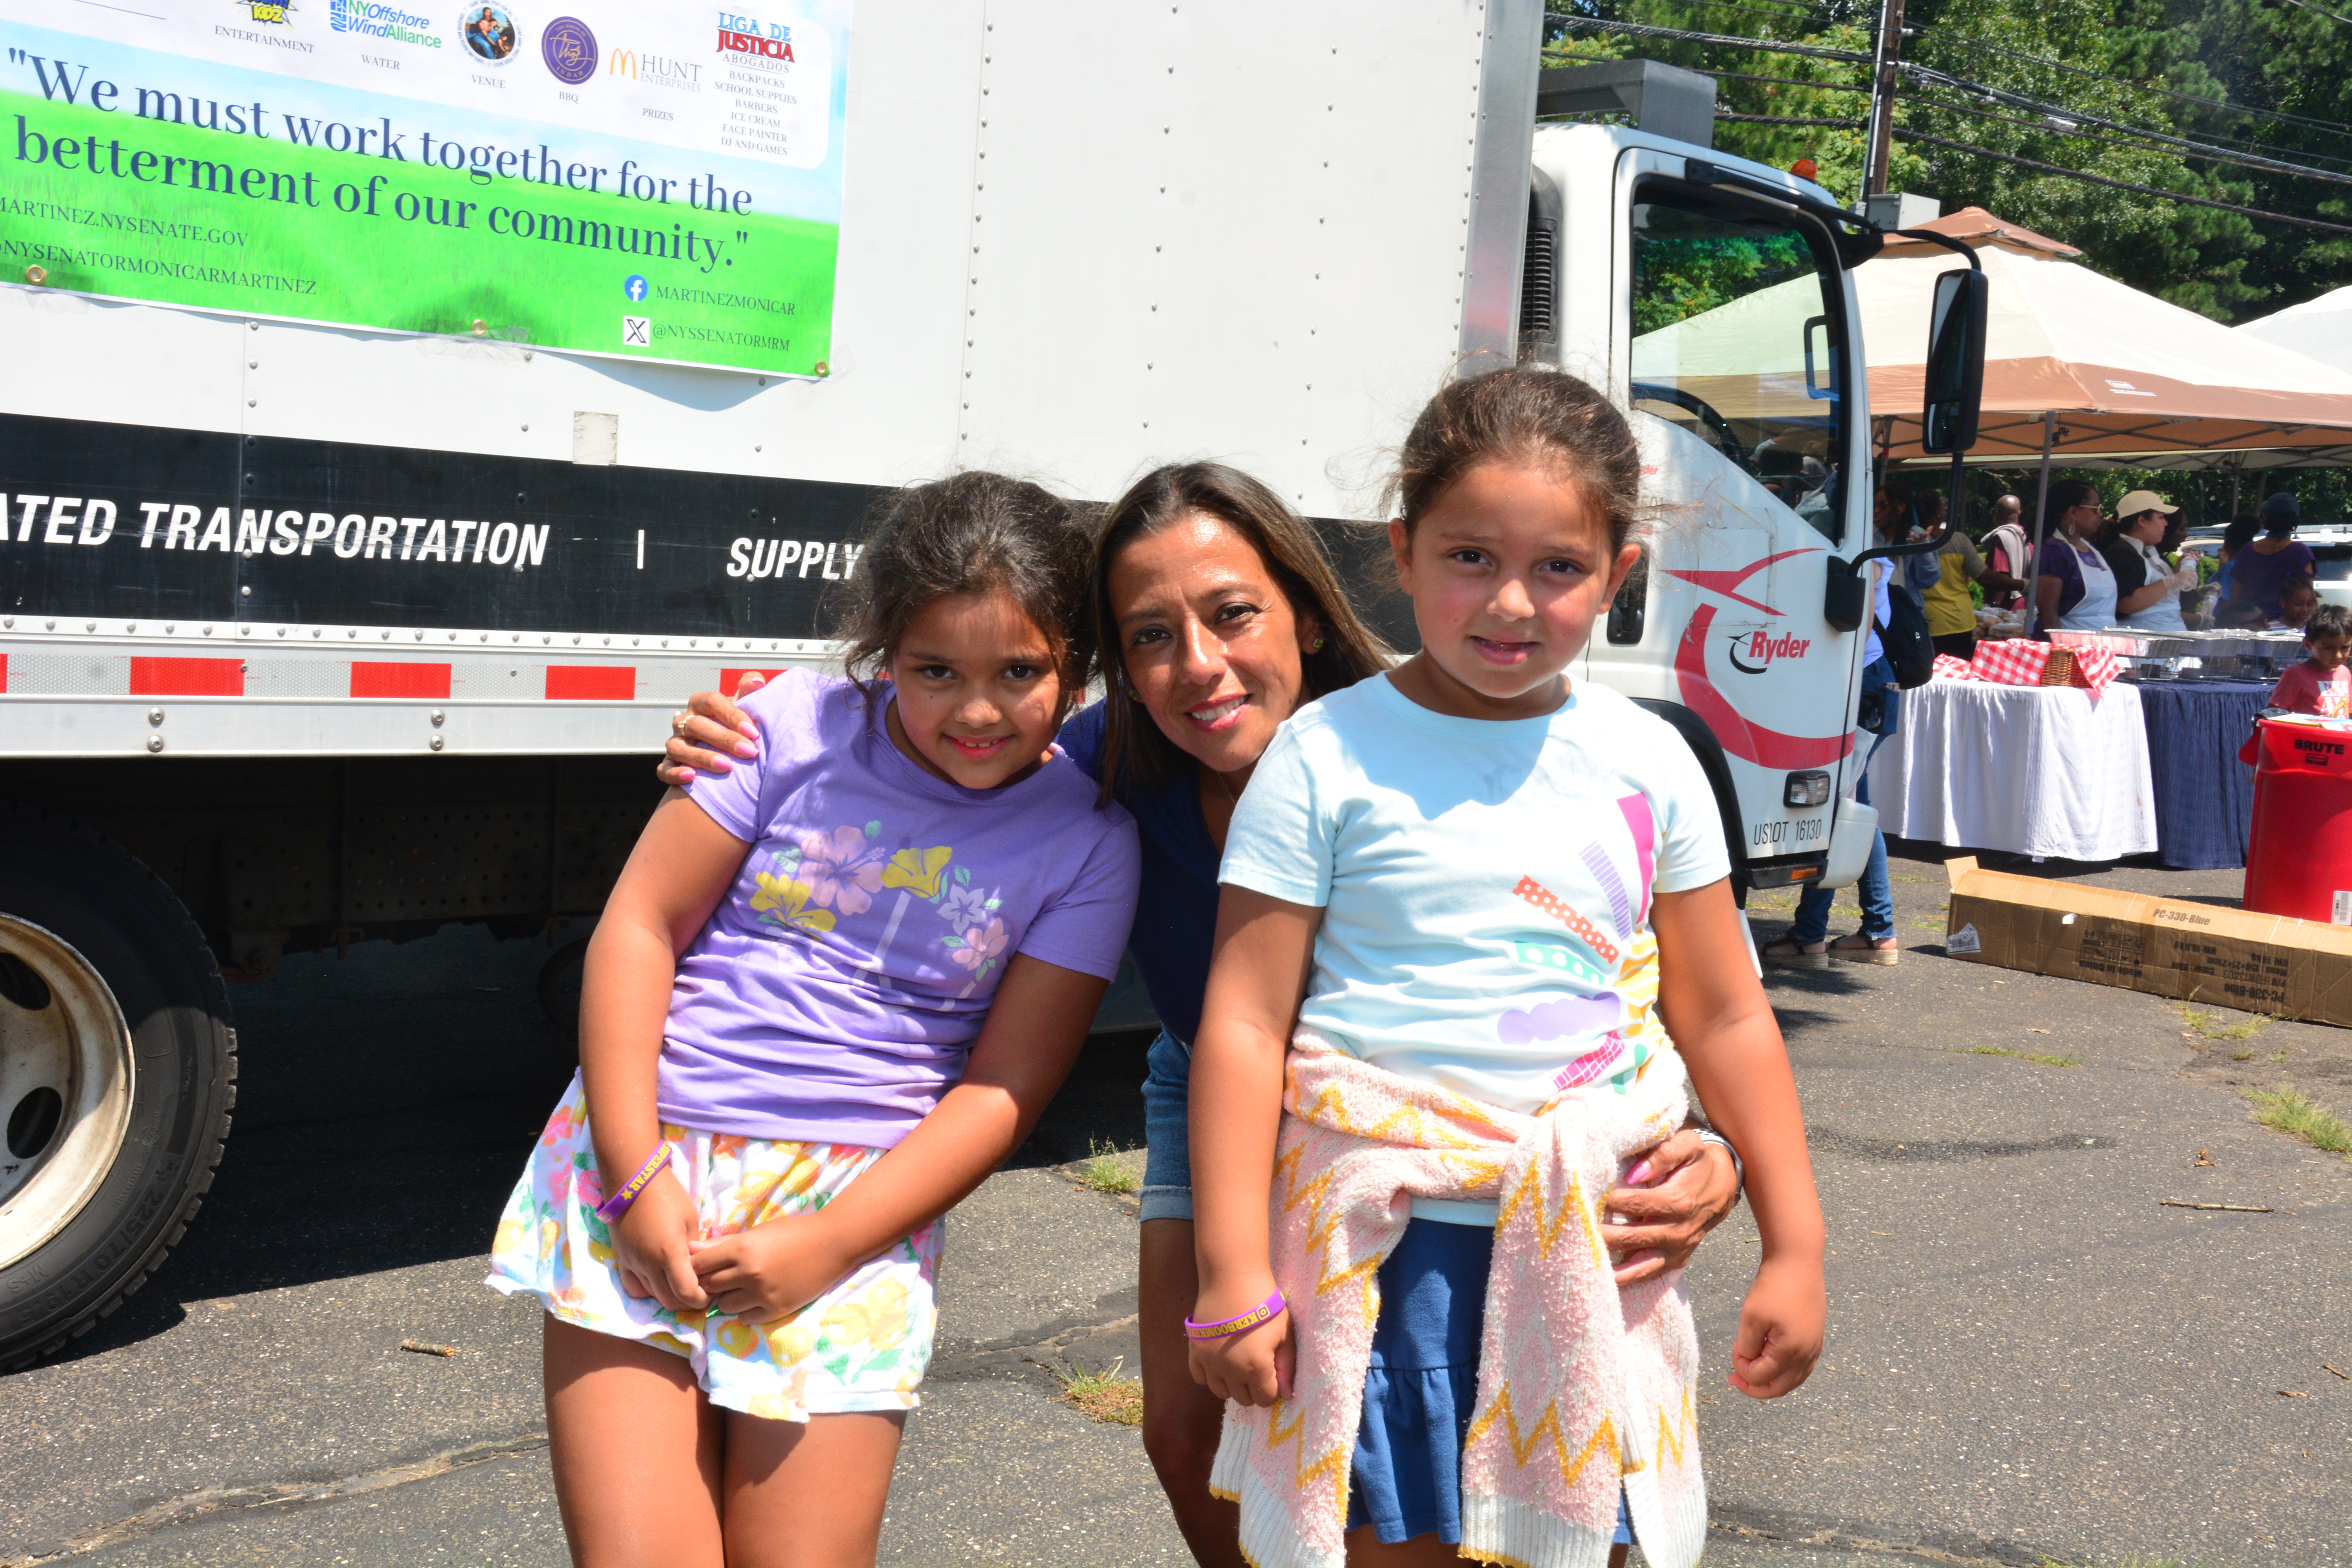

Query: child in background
left=2271, top=601, right=2352, bottom=719
left=486, top=472, right=1140, bottom=1568
left=2274, top=576, right=2320, bottom=632
left=1187, top=368, right=1824, bottom=1568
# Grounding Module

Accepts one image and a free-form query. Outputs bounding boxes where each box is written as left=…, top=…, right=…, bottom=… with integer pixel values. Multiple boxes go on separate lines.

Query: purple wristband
left=1184, top=1289, right=1287, bottom=1341
left=595, top=1142, right=673, bottom=1222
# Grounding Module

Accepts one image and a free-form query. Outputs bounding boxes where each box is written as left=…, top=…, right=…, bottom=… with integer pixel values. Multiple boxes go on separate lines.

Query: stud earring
left=1311, top=636, right=1326, bottom=652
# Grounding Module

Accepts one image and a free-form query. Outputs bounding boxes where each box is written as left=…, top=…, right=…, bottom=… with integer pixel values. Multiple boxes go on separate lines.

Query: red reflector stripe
left=719, top=667, right=787, bottom=694
left=350, top=662, right=453, bottom=699
left=546, top=665, right=635, bottom=700
left=128, top=656, right=244, bottom=696
left=0, top=655, right=7, bottom=693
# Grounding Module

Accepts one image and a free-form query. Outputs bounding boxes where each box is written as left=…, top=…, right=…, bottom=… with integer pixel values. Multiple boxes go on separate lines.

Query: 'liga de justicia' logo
left=541, top=15, right=595, bottom=82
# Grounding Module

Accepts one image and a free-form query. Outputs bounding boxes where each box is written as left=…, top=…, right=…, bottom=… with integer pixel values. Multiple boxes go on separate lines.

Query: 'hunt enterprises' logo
left=231, top=1, right=295, bottom=22
left=608, top=48, right=702, bottom=91
left=330, top=0, right=442, bottom=47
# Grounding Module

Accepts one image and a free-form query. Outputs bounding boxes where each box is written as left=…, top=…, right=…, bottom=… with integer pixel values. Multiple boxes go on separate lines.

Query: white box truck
left=0, top=0, right=1957, bottom=1361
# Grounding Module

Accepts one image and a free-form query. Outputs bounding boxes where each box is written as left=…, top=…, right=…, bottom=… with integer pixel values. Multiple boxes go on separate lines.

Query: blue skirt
left=1345, top=1219, right=1632, bottom=1548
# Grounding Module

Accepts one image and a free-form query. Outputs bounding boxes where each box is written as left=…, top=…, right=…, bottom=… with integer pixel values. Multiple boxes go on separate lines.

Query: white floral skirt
left=485, top=1072, right=941, bottom=1422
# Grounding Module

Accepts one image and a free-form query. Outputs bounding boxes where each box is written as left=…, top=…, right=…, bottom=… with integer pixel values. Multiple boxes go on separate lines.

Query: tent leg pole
left=2230, top=455, right=2243, bottom=517
left=2026, top=411, right=2054, bottom=636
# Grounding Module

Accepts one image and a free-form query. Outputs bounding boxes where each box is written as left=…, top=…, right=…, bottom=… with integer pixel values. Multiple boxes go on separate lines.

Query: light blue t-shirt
left=1219, top=672, right=1729, bottom=1123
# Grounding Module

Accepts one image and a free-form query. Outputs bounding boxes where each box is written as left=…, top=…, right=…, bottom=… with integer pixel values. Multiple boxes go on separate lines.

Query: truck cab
left=1536, top=124, right=1884, bottom=897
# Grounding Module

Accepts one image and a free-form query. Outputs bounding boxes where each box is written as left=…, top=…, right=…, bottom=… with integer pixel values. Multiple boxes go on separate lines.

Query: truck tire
left=0, top=808, right=236, bottom=1367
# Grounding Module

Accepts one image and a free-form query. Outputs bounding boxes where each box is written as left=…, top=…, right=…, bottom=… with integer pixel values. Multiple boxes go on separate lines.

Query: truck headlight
left=1784, top=771, right=1832, bottom=808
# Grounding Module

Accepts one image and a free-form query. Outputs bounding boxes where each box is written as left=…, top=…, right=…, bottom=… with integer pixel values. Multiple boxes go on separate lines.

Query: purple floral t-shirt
left=664, top=670, right=1141, bottom=1147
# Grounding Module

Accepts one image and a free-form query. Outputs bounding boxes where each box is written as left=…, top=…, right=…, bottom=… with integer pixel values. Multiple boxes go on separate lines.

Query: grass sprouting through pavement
left=1968, top=1045, right=2082, bottom=1068
left=2176, top=996, right=2271, bottom=1043
left=2248, top=1084, right=2352, bottom=1159
left=1048, top=1357, right=1144, bottom=1425
left=1077, top=1138, right=1141, bottom=1196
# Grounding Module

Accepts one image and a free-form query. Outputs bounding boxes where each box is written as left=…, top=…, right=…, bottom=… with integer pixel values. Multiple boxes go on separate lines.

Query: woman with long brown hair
left=659, top=461, right=1742, bottom=1565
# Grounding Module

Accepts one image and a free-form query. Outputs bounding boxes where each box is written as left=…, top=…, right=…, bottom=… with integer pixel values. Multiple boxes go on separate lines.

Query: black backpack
left=1877, top=584, right=1936, bottom=690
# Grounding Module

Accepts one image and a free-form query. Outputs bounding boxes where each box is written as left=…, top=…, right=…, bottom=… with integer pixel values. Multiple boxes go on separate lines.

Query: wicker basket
left=2038, top=647, right=2077, bottom=687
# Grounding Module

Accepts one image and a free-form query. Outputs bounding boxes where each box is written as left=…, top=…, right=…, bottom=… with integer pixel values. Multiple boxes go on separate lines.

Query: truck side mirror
left=1920, top=267, right=1987, bottom=454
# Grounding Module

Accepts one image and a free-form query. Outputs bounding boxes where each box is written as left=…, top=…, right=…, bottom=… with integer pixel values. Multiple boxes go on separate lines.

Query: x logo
left=622, top=316, right=650, bottom=347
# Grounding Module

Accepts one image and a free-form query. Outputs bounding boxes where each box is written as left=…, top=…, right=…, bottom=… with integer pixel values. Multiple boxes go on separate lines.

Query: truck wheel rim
left=0, top=916, right=137, bottom=1270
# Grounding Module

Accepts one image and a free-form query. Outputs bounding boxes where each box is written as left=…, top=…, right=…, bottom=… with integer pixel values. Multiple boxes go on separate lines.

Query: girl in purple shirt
left=488, top=472, right=1140, bottom=1566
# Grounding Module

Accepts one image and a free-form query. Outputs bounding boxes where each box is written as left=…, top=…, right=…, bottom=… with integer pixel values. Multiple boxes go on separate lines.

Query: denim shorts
left=1138, top=1028, right=1193, bottom=1223
left=1345, top=1220, right=1632, bottom=1548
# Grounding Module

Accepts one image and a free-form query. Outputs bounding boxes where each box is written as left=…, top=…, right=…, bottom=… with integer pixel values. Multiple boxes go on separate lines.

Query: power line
left=1544, top=45, right=1873, bottom=96
left=1893, top=127, right=2352, bottom=234
left=1719, top=112, right=1868, bottom=126
left=1550, top=13, right=1873, bottom=64
left=1909, top=22, right=2352, bottom=144
left=2283, top=0, right=2352, bottom=25
left=1900, top=60, right=2352, bottom=185
left=1559, top=5, right=2352, bottom=162
left=1905, top=83, right=2352, bottom=188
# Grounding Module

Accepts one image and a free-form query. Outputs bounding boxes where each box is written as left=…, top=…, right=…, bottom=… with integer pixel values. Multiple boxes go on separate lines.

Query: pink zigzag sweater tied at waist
left=1208, top=1033, right=1708, bottom=1568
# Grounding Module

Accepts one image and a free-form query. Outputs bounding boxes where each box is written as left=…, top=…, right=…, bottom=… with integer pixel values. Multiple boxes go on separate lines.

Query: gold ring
left=671, top=711, right=691, bottom=737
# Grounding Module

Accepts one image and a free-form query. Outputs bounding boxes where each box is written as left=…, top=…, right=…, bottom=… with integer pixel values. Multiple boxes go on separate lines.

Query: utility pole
left=1862, top=0, right=1907, bottom=198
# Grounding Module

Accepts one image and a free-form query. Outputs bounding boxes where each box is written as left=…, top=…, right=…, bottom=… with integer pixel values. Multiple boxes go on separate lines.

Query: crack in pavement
left=928, top=1308, right=1143, bottom=1386
left=0, top=1434, right=550, bottom=1566
left=1708, top=1504, right=2045, bottom=1566
left=1804, top=1128, right=2114, bottom=1163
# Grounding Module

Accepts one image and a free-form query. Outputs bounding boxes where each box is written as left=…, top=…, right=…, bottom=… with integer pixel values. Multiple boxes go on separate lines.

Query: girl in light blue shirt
left=1185, top=368, right=1829, bottom=1568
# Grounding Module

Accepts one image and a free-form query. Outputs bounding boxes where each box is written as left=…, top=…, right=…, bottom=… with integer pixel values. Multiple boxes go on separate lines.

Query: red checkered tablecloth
left=1932, top=653, right=1978, bottom=682
left=1965, top=639, right=2120, bottom=696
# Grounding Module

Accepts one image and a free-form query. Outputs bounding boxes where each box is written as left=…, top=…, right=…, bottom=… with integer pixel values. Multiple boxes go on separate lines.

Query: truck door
left=1583, top=148, right=1872, bottom=893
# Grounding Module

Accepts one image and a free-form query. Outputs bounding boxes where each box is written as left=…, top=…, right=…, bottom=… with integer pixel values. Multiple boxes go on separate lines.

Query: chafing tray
left=2049, top=628, right=2299, bottom=681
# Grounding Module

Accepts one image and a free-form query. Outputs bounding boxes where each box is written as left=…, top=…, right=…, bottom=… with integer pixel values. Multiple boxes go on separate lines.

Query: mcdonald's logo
left=608, top=47, right=636, bottom=77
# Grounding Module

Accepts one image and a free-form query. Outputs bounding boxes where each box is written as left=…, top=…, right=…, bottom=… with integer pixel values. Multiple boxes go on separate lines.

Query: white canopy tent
left=1627, top=208, right=2352, bottom=474
left=1859, top=210, right=2352, bottom=472
left=2237, top=285, right=2352, bottom=383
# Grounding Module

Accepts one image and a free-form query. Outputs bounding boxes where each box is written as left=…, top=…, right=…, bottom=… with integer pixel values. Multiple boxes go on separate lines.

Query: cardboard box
left=1942, top=857, right=2352, bottom=1026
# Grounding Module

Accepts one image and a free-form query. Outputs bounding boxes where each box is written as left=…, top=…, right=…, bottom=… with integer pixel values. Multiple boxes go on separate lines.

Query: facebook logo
left=624, top=274, right=648, bottom=302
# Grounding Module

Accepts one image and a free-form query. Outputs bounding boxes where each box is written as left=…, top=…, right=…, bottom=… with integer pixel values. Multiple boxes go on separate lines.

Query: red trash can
left=2243, top=716, right=2352, bottom=922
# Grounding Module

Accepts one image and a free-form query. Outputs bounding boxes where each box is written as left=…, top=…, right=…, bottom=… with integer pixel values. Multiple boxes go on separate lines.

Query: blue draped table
left=2134, top=679, right=2273, bottom=869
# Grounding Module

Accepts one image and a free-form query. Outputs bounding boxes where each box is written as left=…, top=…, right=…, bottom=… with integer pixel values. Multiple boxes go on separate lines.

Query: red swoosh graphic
left=1673, top=603, right=1854, bottom=769
left=1659, top=548, right=1817, bottom=617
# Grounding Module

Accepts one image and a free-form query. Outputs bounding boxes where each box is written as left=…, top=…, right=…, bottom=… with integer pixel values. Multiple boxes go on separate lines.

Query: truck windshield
left=1628, top=188, right=1847, bottom=542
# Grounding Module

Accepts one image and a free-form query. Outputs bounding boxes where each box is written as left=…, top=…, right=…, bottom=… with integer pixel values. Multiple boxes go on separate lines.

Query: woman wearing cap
left=2094, top=490, right=2198, bottom=633
left=2225, top=493, right=2316, bottom=626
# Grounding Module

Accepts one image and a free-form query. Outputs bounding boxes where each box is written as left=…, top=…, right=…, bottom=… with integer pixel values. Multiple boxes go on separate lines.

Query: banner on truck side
left=0, top=1, right=849, bottom=377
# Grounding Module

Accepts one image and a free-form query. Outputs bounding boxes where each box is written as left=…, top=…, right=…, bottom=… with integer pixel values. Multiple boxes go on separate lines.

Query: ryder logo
left=1725, top=629, right=1813, bottom=674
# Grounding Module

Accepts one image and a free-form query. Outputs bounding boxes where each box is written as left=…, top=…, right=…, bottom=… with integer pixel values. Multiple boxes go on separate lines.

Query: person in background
left=2226, top=493, right=2316, bottom=625
left=2034, top=480, right=2118, bottom=632
left=2270, top=602, right=2352, bottom=718
left=2212, top=511, right=2261, bottom=604
left=1917, top=491, right=2024, bottom=659
left=1763, top=488, right=1908, bottom=967
left=1981, top=494, right=2030, bottom=612
left=2094, top=490, right=2198, bottom=633
left=2275, top=576, right=2320, bottom=632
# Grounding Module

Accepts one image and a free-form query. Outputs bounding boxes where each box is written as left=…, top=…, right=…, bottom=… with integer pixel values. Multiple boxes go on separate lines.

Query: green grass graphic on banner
left=3, top=91, right=835, bottom=376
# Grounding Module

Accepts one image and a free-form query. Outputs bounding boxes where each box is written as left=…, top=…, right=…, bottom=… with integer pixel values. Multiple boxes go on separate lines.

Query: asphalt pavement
left=2, top=843, right=2347, bottom=1568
